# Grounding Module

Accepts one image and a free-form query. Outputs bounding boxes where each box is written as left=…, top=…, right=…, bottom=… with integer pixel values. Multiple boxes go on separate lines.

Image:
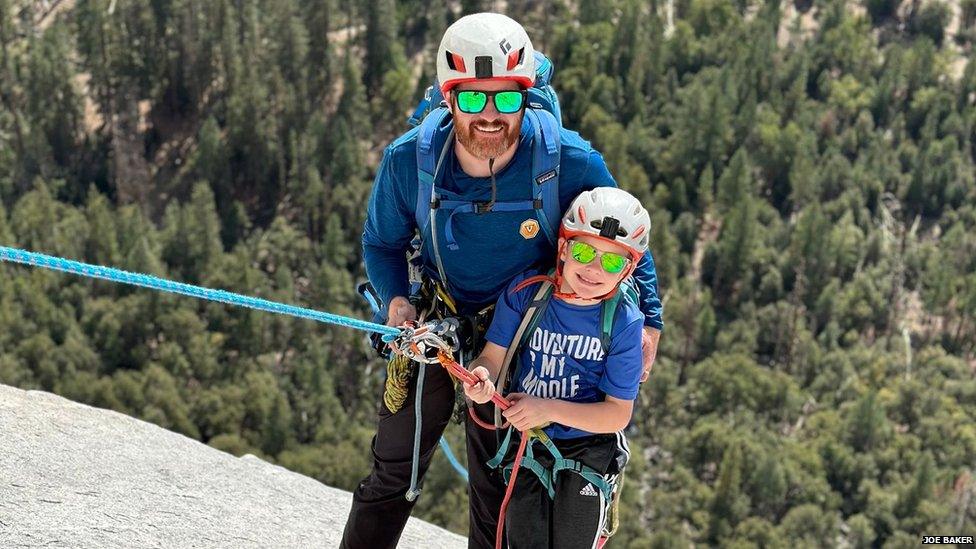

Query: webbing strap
left=415, top=110, right=455, bottom=290
left=542, top=437, right=614, bottom=500
left=525, top=109, right=560, bottom=246
left=487, top=426, right=514, bottom=469
left=489, top=428, right=615, bottom=501
left=502, top=440, right=557, bottom=499
left=406, top=362, right=427, bottom=501
left=494, top=280, right=553, bottom=427
left=441, top=200, right=539, bottom=251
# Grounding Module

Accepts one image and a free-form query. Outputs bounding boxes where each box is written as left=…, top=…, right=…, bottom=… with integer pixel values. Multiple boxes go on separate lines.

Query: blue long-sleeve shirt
left=362, top=116, right=664, bottom=330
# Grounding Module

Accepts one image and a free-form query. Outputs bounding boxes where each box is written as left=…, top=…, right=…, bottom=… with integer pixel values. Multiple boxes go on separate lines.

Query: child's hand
left=463, top=366, right=495, bottom=404
left=502, top=393, right=552, bottom=432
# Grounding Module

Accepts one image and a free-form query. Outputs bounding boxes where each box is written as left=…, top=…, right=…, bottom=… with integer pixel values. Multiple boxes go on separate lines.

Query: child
left=463, top=187, right=650, bottom=549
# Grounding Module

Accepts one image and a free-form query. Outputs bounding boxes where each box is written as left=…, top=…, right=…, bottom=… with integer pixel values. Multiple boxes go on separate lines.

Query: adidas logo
left=579, top=483, right=599, bottom=497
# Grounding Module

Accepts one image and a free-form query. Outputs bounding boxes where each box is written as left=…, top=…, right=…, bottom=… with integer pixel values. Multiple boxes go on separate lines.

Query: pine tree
left=268, top=0, right=310, bottom=126
left=161, top=182, right=223, bottom=283
left=304, top=0, right=335, bottom=104
left=459, top=0, right=488, bottom=16
left=908, top=1, right=952, bottom=46
left=0, top=196, right=11, bottom=244
left=25, top=25, right=82, bottom=178
left=115, top=204, right=165, bottom=275
left=847, top=391, right=887, bottom=452
left=362, top=0, right=403, bottom=95
left=84, top=188, right=121, bottom=267
left=790, top=203, right=832, bottom=308
left=708, top=442, right=747, bottom=542
left=153, top=0, right=216, bottom=121
left=579, top=0, right=616, bottom=24
left=0, top=0, right=29, bottom=194
left=323, top=57, right=368, bottom=185
left=896, top=452, right=934, bottom=518
left=747, top=453, right=787, bottom=518
left=262, top=392, right=294, bottom=456
left=710, top=149, right=758, bottom=304
left=143, top=365, right=200, bottom=439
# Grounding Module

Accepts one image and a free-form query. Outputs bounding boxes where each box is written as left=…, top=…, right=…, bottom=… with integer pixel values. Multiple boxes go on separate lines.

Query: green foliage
left=708, top=442, right=747, bottom=541
left=908, top=1, right=952, bottom=46
left=363, top=0, right=405, bottom=94
left=864, top=0, right=901, bottom=24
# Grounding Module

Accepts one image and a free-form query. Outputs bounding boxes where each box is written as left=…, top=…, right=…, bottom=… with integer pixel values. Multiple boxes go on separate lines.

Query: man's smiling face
left=449, top=80, right=525, bottom=160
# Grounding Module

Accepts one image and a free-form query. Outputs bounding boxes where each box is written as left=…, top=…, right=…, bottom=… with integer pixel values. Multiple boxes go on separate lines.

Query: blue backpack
left=408, top=52, right=565, bottom=259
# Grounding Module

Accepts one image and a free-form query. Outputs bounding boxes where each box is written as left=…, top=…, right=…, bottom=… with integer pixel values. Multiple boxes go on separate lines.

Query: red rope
left=436, top=352, right=512, bottom=411
left=468, top=406, right=510, bottom=430
left=435, top=351, right=528, bottom=549
left=495, top=434, right=529, bottom=549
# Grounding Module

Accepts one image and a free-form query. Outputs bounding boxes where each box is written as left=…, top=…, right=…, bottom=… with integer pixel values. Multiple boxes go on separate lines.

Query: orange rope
left=495, top=434, right=529, bottom=549
left=435, top=351, right=527, bottom=549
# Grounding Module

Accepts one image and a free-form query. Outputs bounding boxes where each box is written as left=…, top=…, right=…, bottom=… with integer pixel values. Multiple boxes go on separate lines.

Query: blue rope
left=0, top=246, right=400, bottom=339
left=438, top=437, right=469, bottom=481
left=0, top=245, right=472, bottom=480
left=406, top=363, right=426, bottom=502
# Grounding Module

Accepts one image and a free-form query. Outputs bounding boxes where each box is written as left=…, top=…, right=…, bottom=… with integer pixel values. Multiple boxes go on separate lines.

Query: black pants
left=340, top=361, right=506, bottom=549
left=503, top=432, right=628, bottom=549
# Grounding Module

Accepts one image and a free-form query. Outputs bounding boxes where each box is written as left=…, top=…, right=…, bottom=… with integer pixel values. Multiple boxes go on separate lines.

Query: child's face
left=559, top=235, right=632, bottom=299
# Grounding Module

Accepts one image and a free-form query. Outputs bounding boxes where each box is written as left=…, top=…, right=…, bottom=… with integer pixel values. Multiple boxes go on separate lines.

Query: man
left=342, top=12, right=663, bottom=549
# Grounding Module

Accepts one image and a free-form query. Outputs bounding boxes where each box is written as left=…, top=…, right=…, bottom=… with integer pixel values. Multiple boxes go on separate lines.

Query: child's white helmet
left=561, top=187, right=651, bottom=260
left=436, top=13, right=536, bottom=95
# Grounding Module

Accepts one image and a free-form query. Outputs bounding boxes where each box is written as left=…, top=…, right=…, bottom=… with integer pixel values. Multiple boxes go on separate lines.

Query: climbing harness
left=386, top=317, right=543, bottom=549
left=487, top=427, right=616, bottom=501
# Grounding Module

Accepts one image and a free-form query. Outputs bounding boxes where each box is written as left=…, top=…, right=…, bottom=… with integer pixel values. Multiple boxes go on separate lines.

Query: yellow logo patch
left=520, top=219, right=540, bottom=240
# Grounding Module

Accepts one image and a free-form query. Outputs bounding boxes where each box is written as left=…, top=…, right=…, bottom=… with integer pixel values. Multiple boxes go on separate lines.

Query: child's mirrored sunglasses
left=569, top=240, right=630, bottom=274
left=454, top=90, right=527, bottom=114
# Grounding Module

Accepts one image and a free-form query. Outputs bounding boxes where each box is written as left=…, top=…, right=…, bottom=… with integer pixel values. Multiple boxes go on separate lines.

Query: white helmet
left=437, top=13, right=536, bottom=95
left=561, top=188, right=651, bottom=260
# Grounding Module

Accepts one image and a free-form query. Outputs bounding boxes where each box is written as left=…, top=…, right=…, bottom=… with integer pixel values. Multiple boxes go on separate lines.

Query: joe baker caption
left=921, top=536, right=974, bottom=545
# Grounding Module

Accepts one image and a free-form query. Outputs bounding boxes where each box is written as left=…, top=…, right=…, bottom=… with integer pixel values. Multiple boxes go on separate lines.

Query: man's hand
left=641, top=327, right=661, bottom=382
left=387, top=296, right=418, bottom=327
left=462, top=366, right=495, bottom=404
left=385, top=296, right=419, bottom=356
left=502, top=393, right=552, bottom=432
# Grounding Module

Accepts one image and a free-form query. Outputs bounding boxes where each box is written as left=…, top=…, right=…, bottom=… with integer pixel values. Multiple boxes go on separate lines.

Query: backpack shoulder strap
left=494, top=278, right=554, bottom=427
left=524, top=109, right=562, bottom=247
left=414, top=107, right=454, bottom=237
left=415, top=108, right=456, bottom=287
left=599, top=280, right=640, bottom=353
left=408, top=85, right=435, bottom=127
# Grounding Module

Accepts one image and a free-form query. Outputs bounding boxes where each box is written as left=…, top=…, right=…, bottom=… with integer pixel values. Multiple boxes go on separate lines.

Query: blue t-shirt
left=485, top=272, right=644, bottom=439
left=361, top=115, right=665, bottom=329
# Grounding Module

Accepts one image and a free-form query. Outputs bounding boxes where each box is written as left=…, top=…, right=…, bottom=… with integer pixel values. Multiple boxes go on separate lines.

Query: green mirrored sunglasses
left=454, top=90, right=527, bottom=114
left=569, top=240, right=630, bottom=274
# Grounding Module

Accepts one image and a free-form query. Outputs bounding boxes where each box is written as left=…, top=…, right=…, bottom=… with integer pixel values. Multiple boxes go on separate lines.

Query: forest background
left=1, top=0, right=975, bottom=546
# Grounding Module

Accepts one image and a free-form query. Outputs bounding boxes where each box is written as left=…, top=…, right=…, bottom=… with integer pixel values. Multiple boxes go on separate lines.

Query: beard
left=454, top=115, right=522, bottom=160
